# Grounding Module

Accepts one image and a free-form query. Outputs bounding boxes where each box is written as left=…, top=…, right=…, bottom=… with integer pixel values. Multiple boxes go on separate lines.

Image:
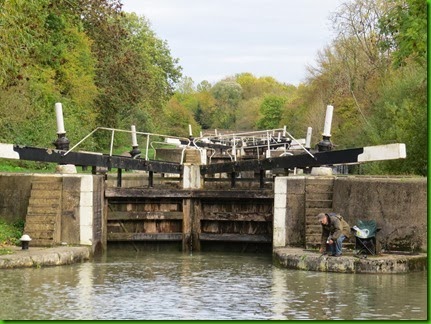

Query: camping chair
left=351, top=220, right=381, bottom=255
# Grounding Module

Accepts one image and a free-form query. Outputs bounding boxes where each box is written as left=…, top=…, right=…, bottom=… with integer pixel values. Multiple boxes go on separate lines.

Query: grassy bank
left=0, top=220, right=24, bottom=255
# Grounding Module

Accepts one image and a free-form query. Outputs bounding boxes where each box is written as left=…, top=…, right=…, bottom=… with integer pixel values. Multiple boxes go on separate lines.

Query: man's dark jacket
left=320, top=213, right=351, bottom=247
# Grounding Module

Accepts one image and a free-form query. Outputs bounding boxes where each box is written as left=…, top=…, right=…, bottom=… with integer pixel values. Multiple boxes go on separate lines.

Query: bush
left=0, top=219, right=24, bottom=246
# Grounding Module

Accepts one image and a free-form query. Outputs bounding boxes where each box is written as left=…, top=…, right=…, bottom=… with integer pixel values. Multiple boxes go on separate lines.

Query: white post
left=188, top=124, right=192, bottom=137
left=182, top=165, right=202, bottom=189
left=283, top=125, right=286, bottom=137
left=305, top=127, right=312, bottom=149
left=131, top=125, right=138, bottom=147
left=273, top=177, right=288, bottom=248
left=55, top=102, right=66, bottom=134
left=323, top=105, right=333, bottom=137
left=232, top=138, right=237, bottom=161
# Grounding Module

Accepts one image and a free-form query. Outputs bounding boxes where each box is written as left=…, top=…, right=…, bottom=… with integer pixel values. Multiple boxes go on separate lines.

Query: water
left=0, top=250, right=427, bottom=320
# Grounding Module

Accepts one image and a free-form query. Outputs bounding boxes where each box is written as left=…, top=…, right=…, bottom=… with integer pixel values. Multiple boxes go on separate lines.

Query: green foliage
left=0, top=0, right=181, bottom=154
left=365, top=63, right=426, bottom=175
left=0, top=0, right=425, bottom=177
left=164, top=96, right=200, bottom=137
left=0, top=0, right=99, bottom=148
left=378, top=0, right=427, bottom=68
left=0, top=219, right=24, bottom=246
left=287, top=0, right=427, bottom=175
left=210, top=79, right=243, bottom=129
left=256, top=95, right=286, bottom=130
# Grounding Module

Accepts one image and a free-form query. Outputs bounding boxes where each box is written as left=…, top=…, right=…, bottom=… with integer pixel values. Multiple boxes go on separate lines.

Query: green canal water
left=0, top=250, right=427, bottom=320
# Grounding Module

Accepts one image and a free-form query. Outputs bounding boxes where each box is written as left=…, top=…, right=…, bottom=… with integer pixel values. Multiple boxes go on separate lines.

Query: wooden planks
left=105, top=188, right=273, bottom=200
left=199, top=233, right=271, bottom=243
left=109, top=211, right=183, bottom=220
left=108, top=233, right=183, bottom=241
left=106, top=188, right=274, bottom=251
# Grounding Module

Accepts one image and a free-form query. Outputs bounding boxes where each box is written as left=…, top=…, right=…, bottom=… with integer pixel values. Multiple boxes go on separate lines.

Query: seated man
left=317, top=212, right=351, bottom=256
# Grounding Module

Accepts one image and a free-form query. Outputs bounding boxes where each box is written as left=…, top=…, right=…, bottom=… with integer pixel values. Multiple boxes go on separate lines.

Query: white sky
left=121, top=0, right=344, bottom=86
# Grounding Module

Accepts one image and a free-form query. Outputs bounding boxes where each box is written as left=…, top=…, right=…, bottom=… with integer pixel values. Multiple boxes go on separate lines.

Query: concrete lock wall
left=274, top=175, right=427, bottom=252
left=0, top=173, right=33, bottom=223
left=0, top=173, right=105, bottom=254
left=332, top=177, right=427, bottom=252
left=0, top=173, right=427, bottom=253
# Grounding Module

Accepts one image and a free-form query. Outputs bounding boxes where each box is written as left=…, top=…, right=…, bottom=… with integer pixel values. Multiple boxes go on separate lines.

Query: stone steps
left=305, top=178, right=334, bottom=248
left=24, top=178, right=63, bottom=246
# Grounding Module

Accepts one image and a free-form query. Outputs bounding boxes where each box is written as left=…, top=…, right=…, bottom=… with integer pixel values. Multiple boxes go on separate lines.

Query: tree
left=256, top=95, right=285, bottom=130
left=88, top=11, right=181, bottom=146
left=210, top=79, right=243, bottom=129
left=378, top=0, right=427, bottom=68
left=164, top=96, right=200, bottom=137
left=0, top=0, right=98, bottom=149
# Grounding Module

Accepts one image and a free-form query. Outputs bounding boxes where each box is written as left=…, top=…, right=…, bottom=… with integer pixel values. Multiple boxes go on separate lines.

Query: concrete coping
left=0, top=246, right=91, bottom=269
left=273, top=247, right=427, bottom=274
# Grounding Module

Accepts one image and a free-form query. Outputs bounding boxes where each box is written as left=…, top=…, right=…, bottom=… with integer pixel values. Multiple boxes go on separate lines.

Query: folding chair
left=351, top=220, right=381, bottom=255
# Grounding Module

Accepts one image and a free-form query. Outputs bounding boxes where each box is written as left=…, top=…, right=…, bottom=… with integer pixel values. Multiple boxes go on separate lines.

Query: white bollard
left=55, top=102, right=66, bottom=134
left=131, top=125, right=138, bottom=147
left=305, top=127, right=312, bottom=149
left=322, top=105, right=333, bottom=137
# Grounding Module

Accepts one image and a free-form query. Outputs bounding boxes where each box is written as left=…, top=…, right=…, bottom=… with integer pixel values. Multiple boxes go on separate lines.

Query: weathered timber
left=182, top=199, right=192, bottom=252
left=109, top=211, right=183, bottom=220
left=203, top=177, right=273, bottom=183
left=201, top=144, right=406, bottom=175
left=105, top=188, right=273, bottom=199
left=201, top=148, right=366, bottom=174
left=11, top=145, right=183, bottom=174
left=108, top=233, right=183, bottom=241
left=199, top=233, right=271, bottom=243
left=105, top=186, right=273, bottom=251
left=202, top=212, right=272, bottom=222
left=192, top=199, right=202, bottom=251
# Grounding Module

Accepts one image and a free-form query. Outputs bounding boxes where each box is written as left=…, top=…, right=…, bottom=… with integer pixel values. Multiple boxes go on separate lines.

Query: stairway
left=304, top=178, right=334, bottom=249
left=23, top=177, right=63, bottom=246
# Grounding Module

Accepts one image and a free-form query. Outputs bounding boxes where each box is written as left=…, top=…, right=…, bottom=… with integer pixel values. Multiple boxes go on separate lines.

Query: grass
left=0, top=219, right=25, bottom=255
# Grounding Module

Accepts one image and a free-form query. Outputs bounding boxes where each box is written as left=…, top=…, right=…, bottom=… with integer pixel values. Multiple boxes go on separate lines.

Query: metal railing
left=64, top=126, right=192, bottom=163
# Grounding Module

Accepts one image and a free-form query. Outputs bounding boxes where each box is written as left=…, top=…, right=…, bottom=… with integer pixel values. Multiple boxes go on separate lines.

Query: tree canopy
left=0, top=0, right=425, bottom=175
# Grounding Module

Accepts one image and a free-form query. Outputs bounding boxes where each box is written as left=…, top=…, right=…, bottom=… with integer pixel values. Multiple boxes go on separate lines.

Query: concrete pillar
left=79, top=175, right=94, bottom=245
left=182, top=164, right=202, bottom=189
left=273, top=177, right=288, bottom=247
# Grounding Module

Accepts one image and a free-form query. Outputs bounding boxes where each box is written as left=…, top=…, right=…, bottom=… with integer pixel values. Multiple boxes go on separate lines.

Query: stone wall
left=0, top=173, right=33, bottom=223
left=275, top=175, right=427, bottom=252
left=0, top=173, right=105, bottom=254
left=332, top=177, right=427, bottom=252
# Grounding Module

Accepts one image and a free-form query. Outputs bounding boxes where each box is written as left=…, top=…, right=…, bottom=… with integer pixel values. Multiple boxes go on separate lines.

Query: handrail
left=285, top=131, right=315, bottom=159
left=63, top=126, right=191, bottom=162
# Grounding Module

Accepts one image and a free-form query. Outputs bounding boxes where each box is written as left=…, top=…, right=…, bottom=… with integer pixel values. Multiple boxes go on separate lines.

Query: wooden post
left=148, top=171, right=154, bottom=188
left=259, top=169, right=265, bottom=189
left=116, top=168, right=122, bottom=187
left=182, top=199, right=191, bottom=252
left=230, top=172, right=236, bottom=188
left=192, top=199, right=202, bottom=252
left=182, top=198, right=202, bottom=252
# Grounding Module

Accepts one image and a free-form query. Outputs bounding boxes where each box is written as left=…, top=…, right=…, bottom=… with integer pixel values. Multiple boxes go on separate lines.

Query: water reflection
left=0, top=251, right=426, bottom=320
